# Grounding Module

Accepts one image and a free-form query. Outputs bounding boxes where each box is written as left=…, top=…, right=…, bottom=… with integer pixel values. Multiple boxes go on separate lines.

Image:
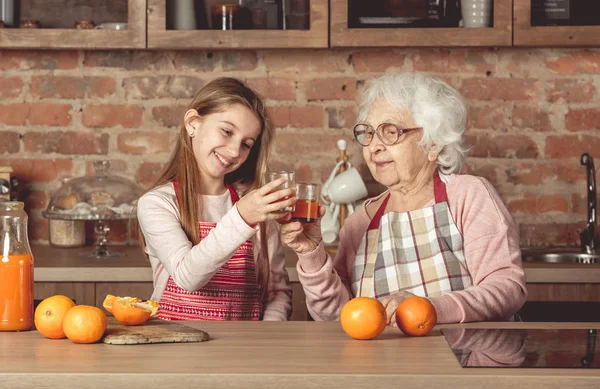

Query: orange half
left=112, top=297, right=159, bottom=326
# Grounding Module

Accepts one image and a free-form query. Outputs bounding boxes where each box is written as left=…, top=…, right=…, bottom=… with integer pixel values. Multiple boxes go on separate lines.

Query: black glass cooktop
left=441, top=328, right=599, bottom=368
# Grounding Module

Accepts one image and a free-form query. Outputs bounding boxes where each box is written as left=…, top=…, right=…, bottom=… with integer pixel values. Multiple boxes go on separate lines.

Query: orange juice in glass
left=291, top=183, right=319, bottom=223
left=264, top=170, right=295, bottom=212
left=0, top=202, right=34, bottom=331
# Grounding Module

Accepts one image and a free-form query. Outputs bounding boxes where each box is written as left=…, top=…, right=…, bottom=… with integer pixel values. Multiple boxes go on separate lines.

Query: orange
left=340, top=297, right=387, bottom=340
left=102, top=294, right=118, bottom=314
left=395, top=296, right=437, bottom=337
left=34, top=295, right=76, bottom=339
left=112, top=297, right=159, bottom=326
left=62, top=305, right=108, bottom=344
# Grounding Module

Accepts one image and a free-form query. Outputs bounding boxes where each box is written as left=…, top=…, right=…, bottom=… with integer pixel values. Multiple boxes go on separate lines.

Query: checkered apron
left=352, top=172, right=472, bottom=299
left=156, top=181, right=262, bottom=321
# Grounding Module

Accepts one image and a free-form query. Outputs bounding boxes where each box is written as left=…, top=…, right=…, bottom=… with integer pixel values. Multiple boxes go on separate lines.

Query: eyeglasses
left=353, top=123, right=422, bottom=147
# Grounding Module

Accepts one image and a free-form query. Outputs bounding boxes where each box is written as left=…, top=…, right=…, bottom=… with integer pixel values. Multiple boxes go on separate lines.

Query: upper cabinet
left=0, top=0, right=145, bottom=49
left=147, top=0, right=328, bottom=49
left=330, top=0, right=512, bottom=47
left=514, top=0, right=600, bottom=46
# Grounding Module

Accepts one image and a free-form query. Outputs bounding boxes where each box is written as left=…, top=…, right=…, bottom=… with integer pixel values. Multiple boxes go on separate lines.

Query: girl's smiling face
left=186, top=104, right=261, bottom=189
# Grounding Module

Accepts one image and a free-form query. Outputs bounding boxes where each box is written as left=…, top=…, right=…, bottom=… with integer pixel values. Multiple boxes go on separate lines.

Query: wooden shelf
left=0, top=0, right=145, bottom=49
left=514, top=0, right=600, bottom=47
left=330, top=0, right=512, bottom=48
left=147, top=0, right=328, bottom=49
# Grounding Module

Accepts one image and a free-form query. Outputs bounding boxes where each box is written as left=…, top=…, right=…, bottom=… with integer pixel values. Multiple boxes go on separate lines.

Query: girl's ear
left=184, top=109, right=201, bottom=137
left=427, top=145, right=441, bottom=162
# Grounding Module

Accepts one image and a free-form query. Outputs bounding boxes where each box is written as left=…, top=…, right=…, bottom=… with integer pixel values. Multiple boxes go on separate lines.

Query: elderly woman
left=280, top=72, right=527, bottom=324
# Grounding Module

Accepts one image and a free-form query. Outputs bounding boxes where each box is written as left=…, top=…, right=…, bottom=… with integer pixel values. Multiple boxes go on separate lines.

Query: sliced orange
left=112, top=297, right=158, bottom=326
left=102, top=294, right=118, bottom=314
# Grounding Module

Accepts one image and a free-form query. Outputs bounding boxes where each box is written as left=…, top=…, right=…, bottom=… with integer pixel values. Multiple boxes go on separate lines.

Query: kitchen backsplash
left=0, top=48, right=597, bottom=247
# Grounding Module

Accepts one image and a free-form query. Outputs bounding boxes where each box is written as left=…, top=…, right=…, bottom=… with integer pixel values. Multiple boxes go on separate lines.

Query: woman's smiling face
left=361, top=99, right=429, bottom=190
left=186, top=104, right=261, bottom=185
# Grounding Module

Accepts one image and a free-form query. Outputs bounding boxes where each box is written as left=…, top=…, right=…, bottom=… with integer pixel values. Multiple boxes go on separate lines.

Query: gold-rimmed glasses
left=353, top=123, right=422, bottom=147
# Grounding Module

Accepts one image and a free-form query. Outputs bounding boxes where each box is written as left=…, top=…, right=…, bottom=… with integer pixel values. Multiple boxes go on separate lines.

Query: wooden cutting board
left=102, top=317, right=210, bottom=345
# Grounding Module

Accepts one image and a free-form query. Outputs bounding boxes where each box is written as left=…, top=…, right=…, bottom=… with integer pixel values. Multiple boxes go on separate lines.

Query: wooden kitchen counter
left=31, top=244, right=600, bottom=284
left=0, top=321, right=599, bottom=388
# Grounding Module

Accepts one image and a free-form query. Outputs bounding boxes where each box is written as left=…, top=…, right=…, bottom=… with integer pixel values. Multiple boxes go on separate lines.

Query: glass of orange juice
left=291, top=183, right=319, bottom=223
left=264, top=170, right=295, bottom=212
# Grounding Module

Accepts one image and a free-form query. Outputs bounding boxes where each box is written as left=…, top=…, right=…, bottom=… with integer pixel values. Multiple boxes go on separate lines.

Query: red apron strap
left=433, top=171, right=448, bottom=204
left=368, top=194, right=391, bottom=230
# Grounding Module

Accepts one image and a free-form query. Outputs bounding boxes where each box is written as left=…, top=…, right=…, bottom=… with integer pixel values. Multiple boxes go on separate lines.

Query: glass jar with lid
left=0, top=201, right=34, bottom=331
left=43, top=160, right=144, bottom=258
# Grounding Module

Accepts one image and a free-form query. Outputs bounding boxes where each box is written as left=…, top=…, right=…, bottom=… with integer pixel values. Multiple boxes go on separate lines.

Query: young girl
left=137, top=77, right=294, bottom=321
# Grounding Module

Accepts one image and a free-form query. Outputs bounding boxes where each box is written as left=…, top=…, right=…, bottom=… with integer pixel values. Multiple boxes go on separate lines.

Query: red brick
left=84, top=51, right=172, bottom=71
left=512, top=106, right=551, bottom=130
left=327, top=106, right=357, bottom=129
left=546, top=79, right=595, bottom=103
left=29, top=104, right=72, bottom=126
left=571, top=193, right=586, bottom=215
left=24, top=132, right=109, bottom=155
left=221, top=51, right=258, bottom=71
left=263, top=50, right=349, bottom=73
left=267, top=106, right=290, bottom=128
left=506, top=161, right=584, bottom=186
left=123, top=76, right=205, bottom=99
left=31, top=76, right=116, bottom=99
left=412, top=49, right=496, bottom=73
left=0, top=104, right=30, bottom=125
left=118, top=132, right=173, bottom=155
left=0, top=76, right=23, bottom=98
left=136, top=162, right=165, bottom=188
left=0, top=159, right=73, bottom=182
left=460, top=78, right=538, bottom=101
left=545, top=51, right=600, bottom=74
left=352, top=50, right=405, bottom=73
left=290, top=106, right=323, bottom=128
left=83, top=104, right=143, bottom=128
left=504, top=162, right=543, bottom=185
left=152, top=105, right=187, bottom=128
left=468, top=104, right=511, bottom=130
left=274, top=130, right=353, bottom=158
left=507, top=194, right=569, bottom=215
left=0, top=51, right=77, bottom=70
left=245, top=77, right=296, bottom=100
left=85, top=160, right=128, bottom=176
left=462, top=161, right=500, bottom=184
left=565, top=109, right=600, bottom=131
left=302, top=78, right=357, bottom=101
left=0, top=132, right=20, bottom=154
left=467, top=134, right=539, bottom=158
left=546, top=136, right=600, bottom=158
left=173, top=52, right=219, bottom=71
left=519, top=223, right=583, bottom=247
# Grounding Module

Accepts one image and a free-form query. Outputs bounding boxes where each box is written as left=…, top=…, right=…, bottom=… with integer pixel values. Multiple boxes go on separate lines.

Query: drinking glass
left=291, top=183, right=319, bottom=223
left=264, top=170, right=295, bottom=212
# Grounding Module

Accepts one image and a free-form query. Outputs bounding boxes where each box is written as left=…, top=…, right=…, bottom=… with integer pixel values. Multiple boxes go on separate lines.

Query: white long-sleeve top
left=137, top=183, right=292, bottom=321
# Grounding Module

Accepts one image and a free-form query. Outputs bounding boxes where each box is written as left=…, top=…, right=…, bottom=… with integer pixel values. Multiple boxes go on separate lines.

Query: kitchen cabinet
left=526, top=283, right=600, bottom=302
left=514, top=0, right=600, bottom=46
left=0, top=0, right=145, bottom=49
left=147, top=0, right=329, bottom=49
left=34, top=282, right=95, bottom=307
left=330, top=0, right=513, bottom=47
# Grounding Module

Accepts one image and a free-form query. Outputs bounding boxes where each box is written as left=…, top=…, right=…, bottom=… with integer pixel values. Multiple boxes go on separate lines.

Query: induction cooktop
left=441, top=328, right=599, bottom=368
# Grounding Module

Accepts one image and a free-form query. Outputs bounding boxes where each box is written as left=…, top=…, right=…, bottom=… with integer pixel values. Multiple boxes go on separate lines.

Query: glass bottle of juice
left=0, top=201, right=34, bottom=331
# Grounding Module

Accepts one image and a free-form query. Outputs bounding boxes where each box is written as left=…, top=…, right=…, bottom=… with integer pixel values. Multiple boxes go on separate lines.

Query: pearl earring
left=189, top=131, right=195, bottom=138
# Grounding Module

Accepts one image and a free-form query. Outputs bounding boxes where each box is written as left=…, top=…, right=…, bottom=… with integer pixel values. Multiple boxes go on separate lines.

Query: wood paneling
left=34, top=282, right=95, bottom=306
left=527, top=283, right=600, bottom=301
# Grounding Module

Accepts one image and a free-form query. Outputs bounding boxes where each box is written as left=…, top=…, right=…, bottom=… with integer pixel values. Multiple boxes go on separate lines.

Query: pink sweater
left=137, top=183, right=292, bottom=321
left=296, top=174, right=528, bottom=324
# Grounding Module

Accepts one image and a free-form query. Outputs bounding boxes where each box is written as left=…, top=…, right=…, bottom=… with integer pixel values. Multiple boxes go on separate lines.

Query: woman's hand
left=279, top=206, right=326, bottom=254
left=237, top=177, right=296, bottom=226
left=379, top=291, right=415, bottom=326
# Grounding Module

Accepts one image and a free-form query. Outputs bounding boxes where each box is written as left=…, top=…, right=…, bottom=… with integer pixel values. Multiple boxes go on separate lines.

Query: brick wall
left=0, top=48, right=598, bottom=247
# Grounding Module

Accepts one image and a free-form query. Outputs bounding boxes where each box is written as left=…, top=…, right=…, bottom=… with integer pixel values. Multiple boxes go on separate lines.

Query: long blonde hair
left=140, top=77, right=274, bottom=303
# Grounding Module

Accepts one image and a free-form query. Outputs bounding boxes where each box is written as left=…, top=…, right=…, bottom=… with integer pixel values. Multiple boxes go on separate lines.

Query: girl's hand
left=279, top=206, right=326, bottom=254
left=379, top=291, right=415, bottom=327
left=237, top=177, right=296, bottom=226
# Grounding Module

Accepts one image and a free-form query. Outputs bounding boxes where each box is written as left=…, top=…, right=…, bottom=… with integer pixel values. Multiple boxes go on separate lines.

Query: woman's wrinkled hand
left=279, top=206, right=326, bottom=254
left=379, top=291, right=415, bottom=327
left=236, top=177, right=296, bottom=226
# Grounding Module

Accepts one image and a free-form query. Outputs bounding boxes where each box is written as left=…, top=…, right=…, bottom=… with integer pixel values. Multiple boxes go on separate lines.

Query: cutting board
left=102, top=317, right=210, bottom=345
